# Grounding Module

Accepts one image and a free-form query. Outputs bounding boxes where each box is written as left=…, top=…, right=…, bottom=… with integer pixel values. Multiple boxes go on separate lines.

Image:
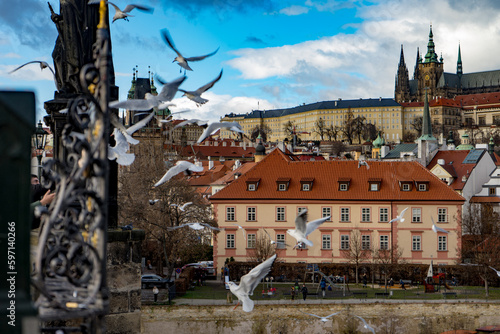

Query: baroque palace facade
left=221, top=26, right=500, bottom=144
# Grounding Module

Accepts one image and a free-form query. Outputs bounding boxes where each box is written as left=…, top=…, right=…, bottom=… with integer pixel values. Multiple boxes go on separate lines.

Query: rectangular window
left=379, top=208, right=389, bottom=222
left=247, top=234, right=256, bottom=248
left=340, top=235, right=350, bottom=250
left=276, top=207, right=285, bottom=221
left=339, top=183, right=348, bottom=191
left=247, top=207, right=256, bottom=221
left=438, top=236, right=447, bottom=251
left=438, top=208, right=447, bottom=222
left=380, top=235, right=389, bottom=250
left=412, top=208, right=421, bottom=222
left=361, top=208, right=371, bottom=222
left=361, top=235, right=371, bottom=250
left=298, top=207, right=307, bottom=214
left=370, top=183, right=379, bottom=191
left=322, top=207, right=332, bottom=220
left=412, top=235, right=421, bottom=251
left=248, top=183, right=256, bottom=191
left=302, top=183, right=310, bottom=191
left=322, top=235, right=331, bottom=249
left=226, top=234, right=235, bottom=248
left=340, top=207, right=350, bottom=222
left=418, top=184, right=427, bottom=191
left=226, top=207, right=235, bottom=221
left=402, top=183, right=410, bottom=191
left=489, top=187, right=496, bottom=195
left=276, top=234, right=286, bottom=249
left=278, top=183, right=286, bottom=191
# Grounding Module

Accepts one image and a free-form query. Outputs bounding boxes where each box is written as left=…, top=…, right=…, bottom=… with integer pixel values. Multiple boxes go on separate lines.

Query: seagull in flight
left=358, top=160, right=370, bottom=169
left=109, top=76, right=185, bottom=111
left=149, top=199, right=160, bottom=205
left=389, top=207, right=408, bottom=224
left=197, top=121, right=243, bottom=144
left=431, top=216, right=449, bottom=233
left=299, top=311, right=342, bottom=323
left=168, top=222, right=221, bottom=231
left=88, top=1, right=154, bottom=23
left=179, top=69, right=223, bottom=107
left=232, top=224, right=246, bottom=241
left=263, top=229, right=290, bottom=247
left=108, top=128, right=136, bottom=165
left=287, top=210, right=330, bottom=249
left=489, top=267, right=500, bottom=278
left=227, top=254, right=276, bottom=312
left=161, top=28, right=219, bottom=73
left=174, top=119, right=209, bottom=129
left=9, top=60, right=58, bottom=91
left=353, top=315, right=375, bottom=333
left=154, top=160, right=204, bottom=187
left=170, top=202, right=193, bottom=211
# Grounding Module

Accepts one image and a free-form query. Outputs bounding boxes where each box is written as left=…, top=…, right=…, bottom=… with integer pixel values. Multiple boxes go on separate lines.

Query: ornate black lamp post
left=32, top=120, right=48, bottom=179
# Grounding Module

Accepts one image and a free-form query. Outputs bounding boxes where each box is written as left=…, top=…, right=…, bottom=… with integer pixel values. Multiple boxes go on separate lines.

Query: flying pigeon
left=88, top=1, right=154, bottom=23
left=227, top=254, right=276, bottom=312
left=149, top=199, right=160, bottom=205
left=154, top=160, right=204, bottom=187
left=196, top=121, right=243, bottom=144
left=353, top=315, right=375, bottom=334
left=179, top=69, right=223, bottom=106
left=389, top=207, right=408, bottom=224
left=161, top=28, right=219, bottom=73
left=287, top=210, right=330, bottom=249
left=489, top=266, right=500, bottom=278
left=9, top=60, right=58, bottom=91
left=299, top=311, right=342, bottom=323
left=358, top=160, right=370, bottom=169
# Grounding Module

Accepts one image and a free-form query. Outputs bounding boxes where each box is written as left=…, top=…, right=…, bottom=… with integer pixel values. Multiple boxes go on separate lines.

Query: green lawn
left=177, top=281, right=500, bottom=301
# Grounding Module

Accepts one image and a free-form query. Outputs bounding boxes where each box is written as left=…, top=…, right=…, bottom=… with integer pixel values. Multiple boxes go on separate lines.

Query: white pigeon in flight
left=109, top=76, right=185, bottom=111
left=299, top=311, right=342, bottom=323
left=149, top=199, right=160, bottom=205
left=9, top=60, right=58, bottom=91
left=161, top=28, right=219, bottom=73
left=353, top=315, right=375, bottom=334
left=197, top=121, right=243, bottom=144
left=170, top=202, right=193, bottom=211
left=108, top=128, right=136, bottom=165
left=431, top=216, right=449, bottom=233
left=179, top=69, right=223, bottom=106
left=168, top=222, right=221, bottom=231
left=287, top=210, right=330, bottom=249
left=173, top=119, right=209, bottom=129
left=88, top=1, right=154, bottom=23
left=389, top=207, right=408, bottom=224
left=489, top=266, right=500, bottom=278
left=227, top=254, right=277, bottom=312
left=154, top=160, right=204, bottom=187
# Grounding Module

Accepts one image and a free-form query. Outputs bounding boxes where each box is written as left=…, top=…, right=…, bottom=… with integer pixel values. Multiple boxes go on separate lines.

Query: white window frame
left=438, top=208, right=447, bottom=223
left=226, top=207, right=235, bottom=221
left=339, top=183, right=348, bottom=191
left=412, top=235, right=421, bottom=251
left=278, top=183, right=286, bottom=191
left=340, top=207, right=350, bottom=222
left=322, top=235, right=331, bottom=249
left=226, top=234, right=235, bottom=248
left=412, top=208, right=421, bottom=222
left=361, top=208, right=371, bottom=222
left=418, top=184, right=427, bottom=191
left=247, top=207, right=256, bottom=221
left=276, top=207, right=285, bottom=221
left=361, top=235, right=371, bottom=250
left=322, top=207, right=331, bottom=221
left=276, top=234, right=286, bottom=249
left=302, top=183, right=310, bottom=191
left=438, top=235, right=447, bottom=251
left=247, top=234, right=256, bottom=248
left=248, top=183, right=256, bottom=191
left=379, top=208, right=389, bottom=222
left=340, top=235, right=349, bottom=250
left=380, top=235, right=389, bottom=250
left=402, top=183, right=410, bottom=191
left=370, top=183, right=379, bottom=191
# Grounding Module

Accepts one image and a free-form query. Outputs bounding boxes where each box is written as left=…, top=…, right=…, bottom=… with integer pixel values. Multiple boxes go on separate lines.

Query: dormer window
left=300, top=177, right=314, bottom=191
left=368, top=178, right=381, bottom=192
left=276, top=177, right=290, bottom=191
left=400, top=181, right=412, bottom=191
left=416, top=181, right=429, bottom=191
left=246, top=178, right=260, bottom=191
left=338, top=177, right=351, bottom=191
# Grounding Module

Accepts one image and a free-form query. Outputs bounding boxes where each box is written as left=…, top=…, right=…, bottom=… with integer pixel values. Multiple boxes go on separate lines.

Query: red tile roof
left=210, top=148, right=464, bottom=202
left=210, top=162, right=257, bottom=186
left=178, top=143, right=255, bottom=159
left=427, top=150, right=475, bottom=191
left=470, top=196, right=500, bottom=203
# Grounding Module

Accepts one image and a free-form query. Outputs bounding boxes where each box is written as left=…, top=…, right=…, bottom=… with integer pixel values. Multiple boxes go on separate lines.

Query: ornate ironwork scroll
left=33, top=2, right=111, bottom=331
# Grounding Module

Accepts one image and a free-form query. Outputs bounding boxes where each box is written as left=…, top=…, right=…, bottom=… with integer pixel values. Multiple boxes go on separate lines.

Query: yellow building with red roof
left=210, top=147, right=465, bottom=270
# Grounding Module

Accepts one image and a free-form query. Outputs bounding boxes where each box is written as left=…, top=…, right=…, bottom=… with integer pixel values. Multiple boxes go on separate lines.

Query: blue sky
left=3, top=0, right=500, bottom=124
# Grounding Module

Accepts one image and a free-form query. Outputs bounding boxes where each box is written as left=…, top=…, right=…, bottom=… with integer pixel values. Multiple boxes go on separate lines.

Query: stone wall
left=141, top=302, right=500, bottom=334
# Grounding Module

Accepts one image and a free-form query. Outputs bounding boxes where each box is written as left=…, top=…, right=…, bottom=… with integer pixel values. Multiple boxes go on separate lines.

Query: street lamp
left=32, top=120, right=48, bottom=179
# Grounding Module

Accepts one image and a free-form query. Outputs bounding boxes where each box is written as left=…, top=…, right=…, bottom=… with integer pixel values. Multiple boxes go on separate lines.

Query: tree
left=283, top=120, right=295, bottom=139
left=118, top=134, right=216, bottom=279
left=250, top=124, right=271, bottom=142
left=461, top=204, right=500, bottom=297
left=352, top=116, right=366, bottom=144
left=331, top=141, right=346, bottom=157
left=341, top=229, right=372, bottom=284
left=402, top=131, right=417, bottom=143
left=362, top=123, right=378, bottom=142
left=248, top=231, right=277, bottom=262
left=374, top=244, right=406, bottom=293
left=325, top=125, right=340, bottom=141
left=313, top=118, right=327, bottom=141
left=341, top=110, right=356, bottom=145
left=411, top=116, right=423, bottom=134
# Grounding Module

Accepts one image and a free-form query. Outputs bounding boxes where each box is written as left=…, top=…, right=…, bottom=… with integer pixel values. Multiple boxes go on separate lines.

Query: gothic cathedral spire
left=413, top=47, right=420, bottom=80
left=457, top=43, right=463, bottom=77
left=424, top=24, right=439, bottom=63
left=395, top=44, right=410, bottom=102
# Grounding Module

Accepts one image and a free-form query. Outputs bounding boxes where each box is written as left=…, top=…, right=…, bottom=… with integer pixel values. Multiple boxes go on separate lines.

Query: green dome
left=372, top=132, right=385, bottom=148
left=456, top=133, right=474, bottom=150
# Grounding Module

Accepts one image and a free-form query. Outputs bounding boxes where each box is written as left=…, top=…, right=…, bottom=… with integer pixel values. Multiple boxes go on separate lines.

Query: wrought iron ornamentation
left=33, top=1, right=111, bottom=326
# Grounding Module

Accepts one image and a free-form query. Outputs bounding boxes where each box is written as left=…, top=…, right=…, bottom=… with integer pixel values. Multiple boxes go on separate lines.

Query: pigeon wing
left=126, top=111, right=155, bottom=135
left=109, top=98, right=155, bottom=111
left=154, top=162, right=188, bottom=187
left=305, top=216, right=329, bottom=237
left=195, top=69, right=223, bottom=94
left=185, top=47, right=220, bottom=62
left=238, top=254, right=277, bottom=295
left=161, top=29, right=182, bottom=57
left=294, top=210, right=308, bottom=235
left=123, top=4, right=153, bottom=13
left=156, top=75, right=186, bottom=101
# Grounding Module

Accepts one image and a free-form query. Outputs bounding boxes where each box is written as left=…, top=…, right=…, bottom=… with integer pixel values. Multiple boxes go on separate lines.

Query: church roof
left=382, top=143, right=418, bottom=159
left=437, top=70, right=500, bottom=89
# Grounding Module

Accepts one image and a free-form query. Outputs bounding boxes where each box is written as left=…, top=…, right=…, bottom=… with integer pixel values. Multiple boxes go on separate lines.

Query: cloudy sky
left=2, top=0, right=500, bottom=123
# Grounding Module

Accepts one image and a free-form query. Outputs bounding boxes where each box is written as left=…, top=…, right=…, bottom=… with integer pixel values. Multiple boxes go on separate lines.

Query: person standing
left=400, top=278, right=406, bottom=290
left=153, top=286, right=159, bottom=302
left=320, top=278, right=326, bottom=297
left=290, top=286, right=295, bottom=301
left=301, top=284, right=308, bottom=301
left=362, top=273, right=367, bottom=288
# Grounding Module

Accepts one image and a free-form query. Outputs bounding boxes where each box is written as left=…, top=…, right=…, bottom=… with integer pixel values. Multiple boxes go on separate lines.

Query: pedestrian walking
left=400, top=278, right=406, bottom=290
left=362, top=273, right=367, bottom=288
left=320, top=278, right=326, bottom=297
left=301, top=284, right=308, bottom=301
left=153, top=286, right=159, bottom=302
left=290, top=286, right=295, bottom=301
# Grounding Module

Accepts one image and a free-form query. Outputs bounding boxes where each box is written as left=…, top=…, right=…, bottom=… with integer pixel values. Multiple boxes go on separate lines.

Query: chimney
left=208, top=156, right=214, bottom=169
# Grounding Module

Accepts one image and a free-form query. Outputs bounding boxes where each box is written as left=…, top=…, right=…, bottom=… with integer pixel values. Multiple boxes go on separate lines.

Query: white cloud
left=0, top=64, right=55, bottom=82
left=1, top=52, right=21, bottom=58
left=279, top=5, right=310, bottom=16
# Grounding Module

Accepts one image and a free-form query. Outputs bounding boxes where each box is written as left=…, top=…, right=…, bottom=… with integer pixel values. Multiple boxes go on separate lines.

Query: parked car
left=141, top=274, right=169, bottom=289
left=182, top=261, right=216, bottom=277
